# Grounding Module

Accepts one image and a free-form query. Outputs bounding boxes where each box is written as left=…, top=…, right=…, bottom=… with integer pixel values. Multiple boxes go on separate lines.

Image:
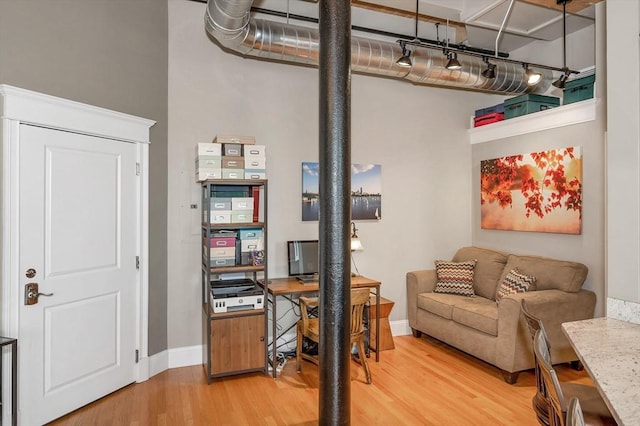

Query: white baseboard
left=149, top=349, right=168, bottom=377
left=147, top=321, right=411, bottom=378
left=148, top=345, right=203, bottom=378
left=390, top=319, right=412, bottom=336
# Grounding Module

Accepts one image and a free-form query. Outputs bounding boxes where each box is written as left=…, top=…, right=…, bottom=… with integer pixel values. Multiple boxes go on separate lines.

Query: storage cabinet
left=210, top=313, right=265, bottom=375
left=201, top=179, right=268, bottom=381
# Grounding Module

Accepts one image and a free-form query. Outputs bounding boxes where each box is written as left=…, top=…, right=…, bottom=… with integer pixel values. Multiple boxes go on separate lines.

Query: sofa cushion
left=453, top=246, right=508, bottom=300
left=416, top=293, right=462, bottom=319
left=434, top=260, right=476, bottom=297
left=452, top=298, right=499, bottom=336
left=499, top=255, right=587, bottom=292
left=496, top=268, right=536, bottom=303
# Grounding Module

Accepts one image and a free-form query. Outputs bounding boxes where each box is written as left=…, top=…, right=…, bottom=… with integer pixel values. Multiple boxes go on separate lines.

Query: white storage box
left=196, top=142, right=222, bottom=156
left=231, top=210, right=253, bottom=223
left=241, top=238, right=263, bottom=252
left=208, top=247, right=236, bottom=258
left=196, top=156, right=222, bottom=169
left=244, top=145, right=266, bottom=157
left=231, top=197, right=253, bottom=210
left=244, top=158, right=266, bottom=170
left=196, top=168, right=222, bottom=181
left=222, top=169, right=244, bottom=180
left=244, top=171, right=266, bottom=180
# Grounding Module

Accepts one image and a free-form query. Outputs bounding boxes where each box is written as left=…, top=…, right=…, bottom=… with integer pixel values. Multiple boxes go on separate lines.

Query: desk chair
left=296, top=288, right=372, bottom=384
left=533, top=330, right=615, bottom=426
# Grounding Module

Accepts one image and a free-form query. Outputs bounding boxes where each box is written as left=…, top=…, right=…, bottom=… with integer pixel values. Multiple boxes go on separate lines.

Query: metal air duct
left=205, top=0, right=552, bottom=94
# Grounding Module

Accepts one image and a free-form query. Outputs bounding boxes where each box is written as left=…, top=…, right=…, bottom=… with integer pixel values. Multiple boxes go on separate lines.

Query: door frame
left=0, top=85, right=155, bottom=424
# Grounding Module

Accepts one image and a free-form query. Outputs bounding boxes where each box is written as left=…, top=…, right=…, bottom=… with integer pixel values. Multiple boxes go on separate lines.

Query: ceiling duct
left=204, top=0, right=551, bottom=94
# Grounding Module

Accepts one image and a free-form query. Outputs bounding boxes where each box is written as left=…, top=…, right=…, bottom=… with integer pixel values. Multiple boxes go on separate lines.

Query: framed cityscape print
left=302, top=162, right=382, bottom=221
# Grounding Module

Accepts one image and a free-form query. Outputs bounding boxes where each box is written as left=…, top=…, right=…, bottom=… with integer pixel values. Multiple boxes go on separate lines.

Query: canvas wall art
left=480, top=146, right=582, bottom=234
left=302, top=162, right=382, bottom=221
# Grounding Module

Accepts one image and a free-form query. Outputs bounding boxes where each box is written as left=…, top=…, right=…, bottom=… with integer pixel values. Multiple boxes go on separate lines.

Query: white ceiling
left=355, top=0, right=596, bottom=52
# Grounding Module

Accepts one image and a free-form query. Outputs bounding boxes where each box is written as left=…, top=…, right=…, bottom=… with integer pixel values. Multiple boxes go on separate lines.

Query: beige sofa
left=406, top=246, right=596, bottom=383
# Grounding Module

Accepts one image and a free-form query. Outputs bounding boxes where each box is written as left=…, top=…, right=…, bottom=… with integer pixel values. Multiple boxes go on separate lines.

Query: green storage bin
left=563, top=74, right=595, bottom=105
left=504, top=93, right=560, bottom=119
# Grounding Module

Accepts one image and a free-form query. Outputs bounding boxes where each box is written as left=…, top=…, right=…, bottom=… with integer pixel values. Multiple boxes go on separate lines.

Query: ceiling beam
left=519, top=0, right=604, bottom=14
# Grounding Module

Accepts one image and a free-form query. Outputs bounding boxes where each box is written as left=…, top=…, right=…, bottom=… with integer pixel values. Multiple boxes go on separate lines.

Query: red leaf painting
left=480, top=147, right=582, bottom=234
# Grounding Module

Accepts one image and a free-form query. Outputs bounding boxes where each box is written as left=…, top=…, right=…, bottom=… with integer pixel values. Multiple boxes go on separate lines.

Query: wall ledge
left=469, top=98, right=598, bottom=144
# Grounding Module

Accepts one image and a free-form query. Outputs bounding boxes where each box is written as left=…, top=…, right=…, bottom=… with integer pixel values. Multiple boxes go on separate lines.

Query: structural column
left=318, top=0, right=352, bottom=425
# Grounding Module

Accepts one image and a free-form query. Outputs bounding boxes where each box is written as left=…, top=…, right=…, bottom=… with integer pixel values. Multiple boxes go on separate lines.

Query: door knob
left=24, top=283, right=54, bottom=305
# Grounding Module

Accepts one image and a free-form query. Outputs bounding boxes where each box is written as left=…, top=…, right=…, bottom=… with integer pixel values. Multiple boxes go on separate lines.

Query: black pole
left=318, top=0, right=351, bottom=425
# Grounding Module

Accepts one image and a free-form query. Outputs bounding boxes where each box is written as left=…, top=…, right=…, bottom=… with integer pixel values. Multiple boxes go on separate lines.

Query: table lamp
left=351, top=222, right=363, bottom=276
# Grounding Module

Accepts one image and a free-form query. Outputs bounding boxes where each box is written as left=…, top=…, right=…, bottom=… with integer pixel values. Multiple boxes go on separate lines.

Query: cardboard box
left=222, top=156, right=244, bottom=169
left=213, top=135, right=256, bottom=145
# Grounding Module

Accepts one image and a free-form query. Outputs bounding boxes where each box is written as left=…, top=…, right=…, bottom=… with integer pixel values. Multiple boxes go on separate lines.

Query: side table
left=368, top=296, right=395, bottom=351
left=0, top=337, right=17, bottom=426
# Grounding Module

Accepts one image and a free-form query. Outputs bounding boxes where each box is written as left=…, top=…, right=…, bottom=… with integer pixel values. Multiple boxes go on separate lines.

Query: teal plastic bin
left=504, top=94, right=560, bottom=119
left=564, top=74, right=595, bottom=105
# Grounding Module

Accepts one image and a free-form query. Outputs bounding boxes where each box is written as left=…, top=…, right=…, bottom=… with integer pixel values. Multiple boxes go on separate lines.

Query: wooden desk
left=262, top=275, right=381, bottom=378
left=562, top=318, right=640, bottom=426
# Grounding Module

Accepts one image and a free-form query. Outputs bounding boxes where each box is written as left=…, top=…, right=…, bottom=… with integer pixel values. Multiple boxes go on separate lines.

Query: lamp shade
left=351, top=237, right=364, bottom=252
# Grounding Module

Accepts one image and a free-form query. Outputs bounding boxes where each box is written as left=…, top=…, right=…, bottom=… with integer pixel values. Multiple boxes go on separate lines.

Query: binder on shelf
left=252, top=186, right=260, bottom=222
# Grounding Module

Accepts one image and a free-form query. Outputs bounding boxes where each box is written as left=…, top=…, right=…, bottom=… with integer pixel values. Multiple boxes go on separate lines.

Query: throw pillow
left=496, top=268, right=536, bottom=302
left=433, top=260, right=477, bottom=297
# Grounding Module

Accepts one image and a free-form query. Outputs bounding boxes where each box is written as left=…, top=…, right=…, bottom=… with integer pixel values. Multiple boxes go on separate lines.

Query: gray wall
left=0, top=0, right=169, bottom=355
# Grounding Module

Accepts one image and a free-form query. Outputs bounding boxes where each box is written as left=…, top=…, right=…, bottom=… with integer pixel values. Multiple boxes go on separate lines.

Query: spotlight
left=482, top=57, right=496, bottom=79
left=396, top=42, right=412, bottom=68
left=445, top=51, right=462, bottom=70
left=524, top=65, right=542, bottom=86
left=553, top=68, right=571, bottom=89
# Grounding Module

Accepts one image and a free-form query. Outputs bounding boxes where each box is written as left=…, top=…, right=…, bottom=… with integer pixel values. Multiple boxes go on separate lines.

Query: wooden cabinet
left=201, top=179, right=268, bottom=381
left=210, top=313, right=265, bottom=375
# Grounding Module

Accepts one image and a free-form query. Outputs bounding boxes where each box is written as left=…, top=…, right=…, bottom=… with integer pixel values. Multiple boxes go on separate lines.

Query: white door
left=18, top=124, right=138, bottom=425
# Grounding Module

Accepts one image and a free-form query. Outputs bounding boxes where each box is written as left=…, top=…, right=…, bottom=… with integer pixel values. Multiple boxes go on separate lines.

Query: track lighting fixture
left=396, top=0, right=419, bottom=69
left=482, top=57, right=496, bottom=79
left=524, top=65, right=542, bottom=86
left=396, top=41, right=412, bottom=68
left=553, top=68, right=571, bottom=88
left=553, top=0, right=572, bottom=89
left=445, top=51, right=462, bottom=70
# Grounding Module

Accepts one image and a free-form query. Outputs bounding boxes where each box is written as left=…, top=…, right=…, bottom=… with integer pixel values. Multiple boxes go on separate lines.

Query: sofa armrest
left=496, top=289, right=596, bottom=372
left=406, top=269, right=438, bottom=330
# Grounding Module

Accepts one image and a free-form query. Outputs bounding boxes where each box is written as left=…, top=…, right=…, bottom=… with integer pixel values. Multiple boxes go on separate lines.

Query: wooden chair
left=296, top=288, right=372, bottom=384
left=566, top=397, right=586, bottom=426
left=521, top=300, right=551, bottom=426
left=533, top=330, right=616, bottom=426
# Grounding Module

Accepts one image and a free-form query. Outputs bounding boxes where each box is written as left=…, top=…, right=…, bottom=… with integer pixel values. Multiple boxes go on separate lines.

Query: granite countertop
left=562, top=317, right=640, bottom=426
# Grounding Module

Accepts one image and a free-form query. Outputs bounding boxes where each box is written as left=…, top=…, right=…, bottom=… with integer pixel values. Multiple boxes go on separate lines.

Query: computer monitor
left=287, top=240, right=319, bottom=277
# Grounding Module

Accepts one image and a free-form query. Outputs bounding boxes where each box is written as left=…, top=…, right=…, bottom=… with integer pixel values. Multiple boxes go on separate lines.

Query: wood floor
left=50, top=335, right=594, bottom=425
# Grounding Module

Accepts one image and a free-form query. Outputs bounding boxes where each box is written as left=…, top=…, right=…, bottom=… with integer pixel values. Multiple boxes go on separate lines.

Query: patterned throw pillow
left=496, top=268, right=537, bottom=302
left=433, top=260, right=477, bottom=297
